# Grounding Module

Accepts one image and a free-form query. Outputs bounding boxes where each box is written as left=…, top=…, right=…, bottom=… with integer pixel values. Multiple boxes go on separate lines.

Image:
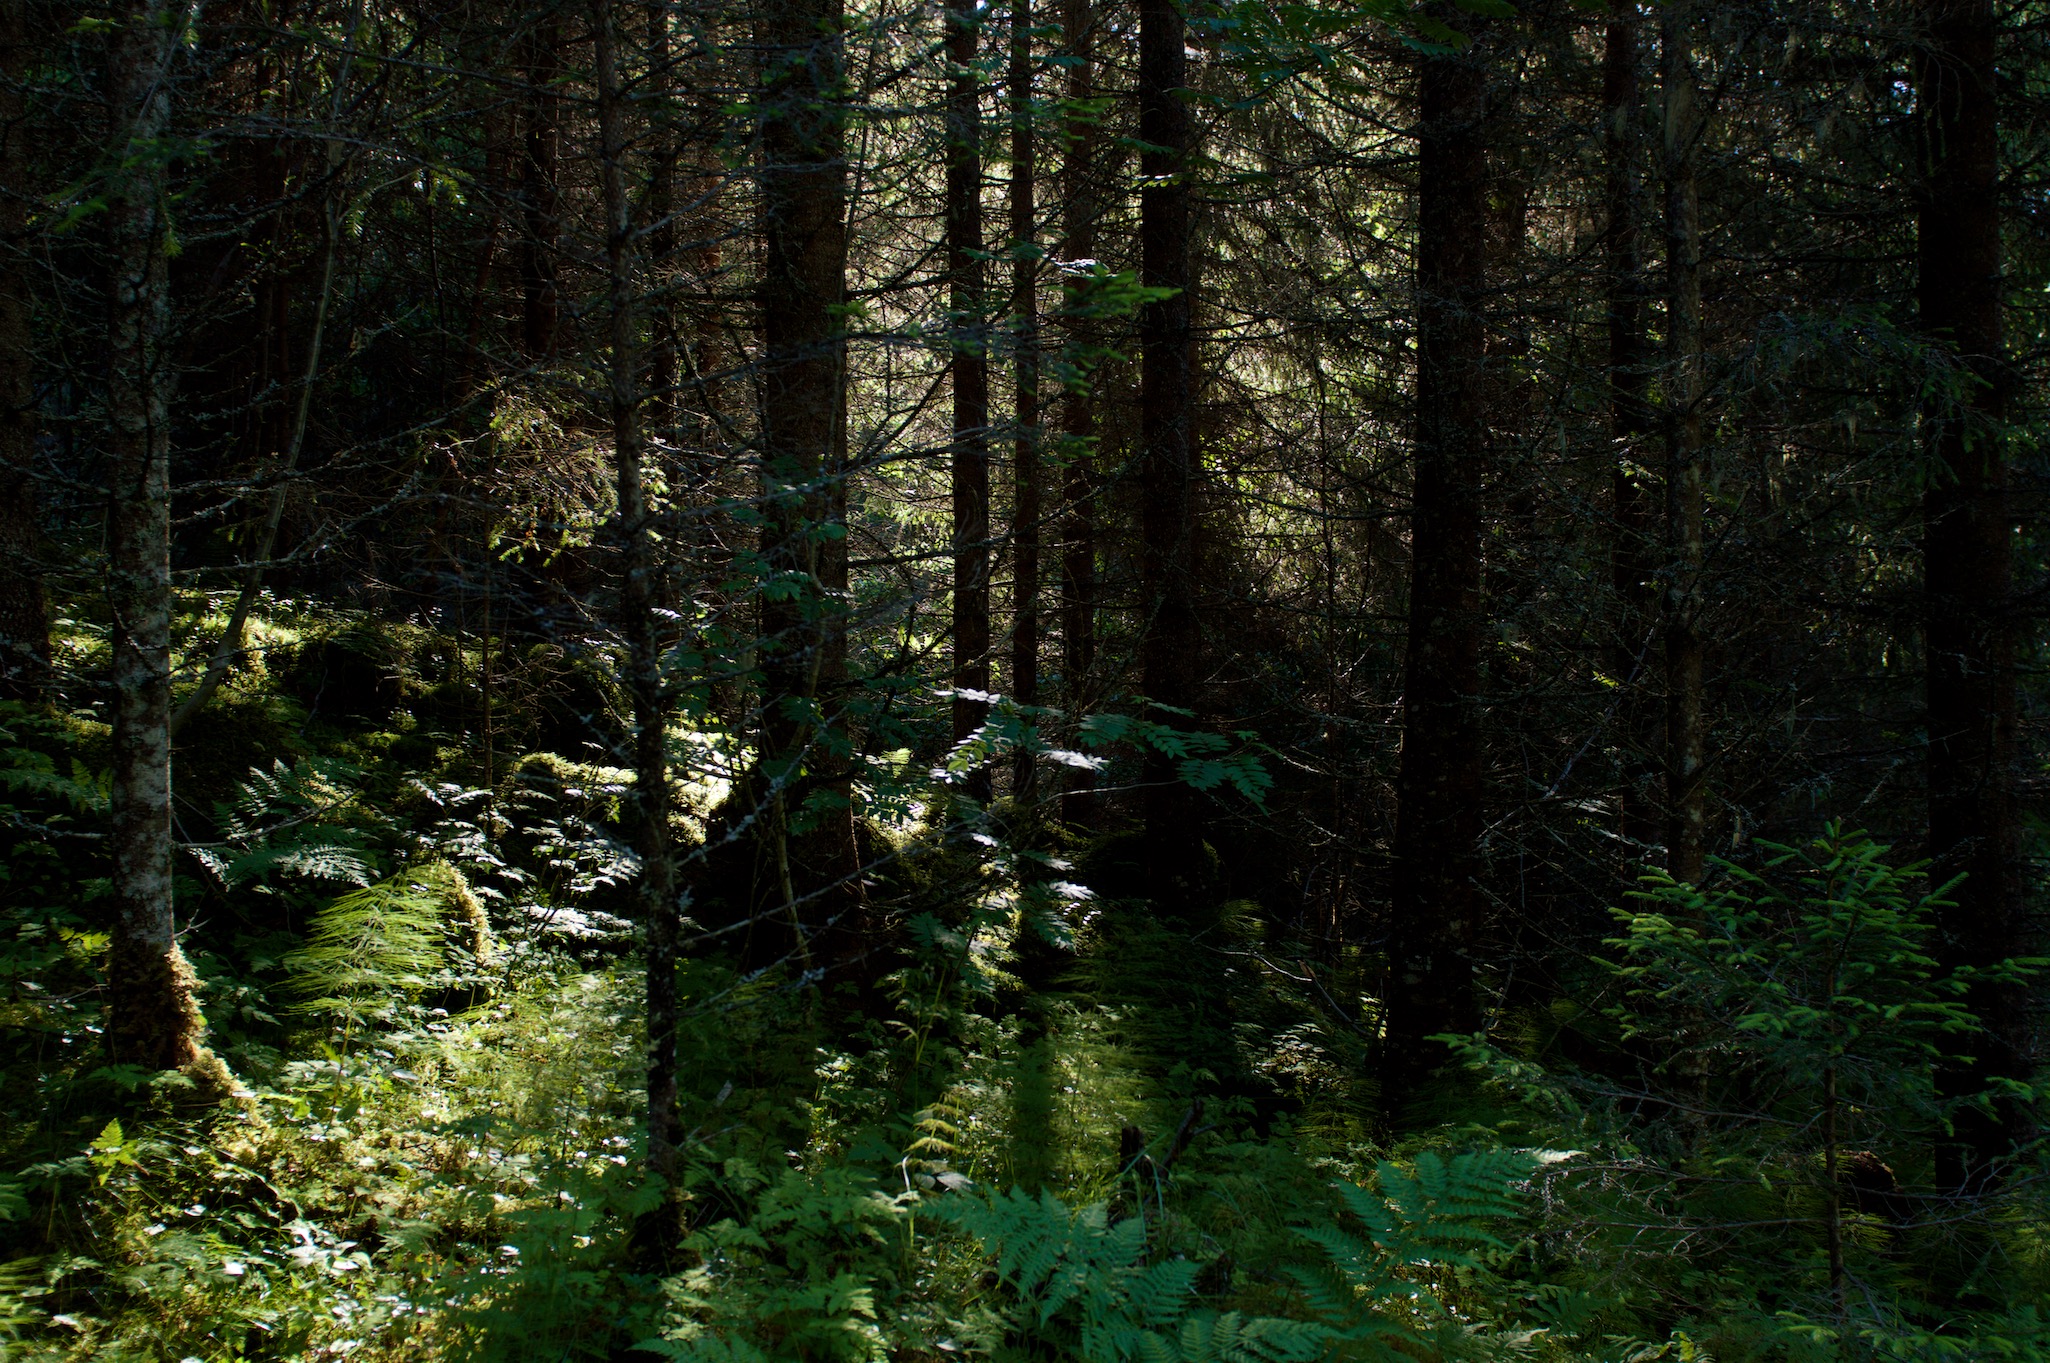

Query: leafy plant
left=937, top=1149, right=1548, bottom=1363
left=284, top=875, right=449, bottom=1034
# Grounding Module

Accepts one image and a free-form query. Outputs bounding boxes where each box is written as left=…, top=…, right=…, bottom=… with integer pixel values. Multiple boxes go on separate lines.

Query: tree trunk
left=1604, top=0, right=1657, bottom=859
left=521, top=11, right=562, bottom=361
left=595, top=0, right=681, bottom=1205
left=1058, top=0, right=1097, bottom=828
left=1661, top=1, right=1706, bottom=885
left=0, top=0, right=48, bottom=702
left=1138, top=0, right=1202, bottom=904
left=947, top=0, right=992, bottom=801
left=104, top=0, right=207, bottom=1076
left=1387, top=17, right=1490, bottom=1089
left=1009, top=0, right=1040, bottom=801
left=644, top=0, right=678, bottom=423
left=1918, top=0, right=2022, bottom=1191
left=755, top=0, right=858, bottom=970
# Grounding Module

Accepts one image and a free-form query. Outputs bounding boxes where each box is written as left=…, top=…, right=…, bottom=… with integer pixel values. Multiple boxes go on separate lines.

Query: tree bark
left=1138, top=0, right=1203, bottom=904
left=1057, top=0, right=1096, bottom=828
left=644, top=0, right=679, bottom=423
left=1917, top=0, right=2023, bottom=1191
left=0, top=0, right=48, bottom=703
left=947, top=0, right=992, bottom=800
left=755, top=0, right=858, bottom=970
left=1387, top=15, right=1490, bottom=1088
left=1009, top=0, right=1040, bottom=801
left=520, top=9, right=562, bottom=361
left=595, top=0, right=681, bottom=1202
left=104, top=0, right=207, bottom=1075
left=1660, top=0, right=1706, bottom=885
left=1604, top=0, right=1657, bottom=859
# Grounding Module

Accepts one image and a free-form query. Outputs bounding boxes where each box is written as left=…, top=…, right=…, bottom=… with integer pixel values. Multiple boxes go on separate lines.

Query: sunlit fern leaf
left=216, top=834, right=376, bottom=889
left=630, top=1333, right=770, bottom=1363
left=284, top=876, right=446, bottom=1025
left=0, top=1257, right=43, bottom=1342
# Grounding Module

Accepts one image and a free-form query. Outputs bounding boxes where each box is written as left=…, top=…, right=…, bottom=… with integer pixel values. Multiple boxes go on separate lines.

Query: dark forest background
left=1, top=0, right=2048, bottom=1357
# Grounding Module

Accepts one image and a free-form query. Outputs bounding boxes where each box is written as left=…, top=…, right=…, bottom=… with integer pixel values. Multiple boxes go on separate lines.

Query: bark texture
left=594, top=0, right=680, bottom=1193
left=1387, top=17, right=1491, bottom=1087
left=0, top=0, right=47, bottom=702
left=104, top=0, right=207, bottom=1074
left=1137, top=0, right=1203, bottom=905
left=1604, top=0, right=1657, bottom=858
left=1660, top=0, right=1706, bottom=885
left=755, top=0, right=860, bottom=972
left=520, top=10, right=562, bottom=361
left=947, top=0, right=992, bottom=798
left=1917, top=0, right=2024, bottom=1189
left=1009, top=0, right=1040, bottom=800
left=1058, top=0, right=1097, bottom=828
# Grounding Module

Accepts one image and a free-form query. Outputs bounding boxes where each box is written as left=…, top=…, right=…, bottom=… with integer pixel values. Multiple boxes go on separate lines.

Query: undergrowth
left=5, top=612, right=2049, bottom=1363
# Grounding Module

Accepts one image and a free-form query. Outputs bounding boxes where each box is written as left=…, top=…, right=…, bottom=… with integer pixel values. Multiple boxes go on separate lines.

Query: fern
left=0, top=1256, right=42, bottom=1343
left=283, top=875, right=447, bottom=1029
left=633, top=1336, right=770, bottom=1363
left=1285, top=1148, right=1542, bottom=1359
left=936, top=1188, right=1338, bottom=1363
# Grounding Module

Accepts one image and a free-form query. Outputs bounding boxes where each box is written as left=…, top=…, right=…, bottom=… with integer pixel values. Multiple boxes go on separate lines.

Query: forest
left=1, top=0, right=2047, bottom=1356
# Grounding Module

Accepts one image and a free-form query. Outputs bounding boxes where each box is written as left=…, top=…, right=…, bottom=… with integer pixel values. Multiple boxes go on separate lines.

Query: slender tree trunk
left=521, top=10, right=562, bottom=361
left=1138, top=0, right=1202, bottom=903
left=1058, top=0, right=1096, bottom=828
left=595, top=0, right=680, bottom=1206
left=1660, top=1, right=1706, bottom=885
left=462, top=100, right=510, bottom=374
left=947, top=0, right=992, bottom=800
left=1387, top=16, right=1490, bottom=1088
left=104, top=0, right=207, bottom=1075
left=1918, top=0, right=2022, bottom=1191
left=756, top=0, right=857, bottom=968
left=644, top=0, right=678, bottom=423
left=1604, top=0, right=1657, bottom=858
left=1009, top=0, right=1040, bottom=801
left=0, top=0, right=48, bottom=702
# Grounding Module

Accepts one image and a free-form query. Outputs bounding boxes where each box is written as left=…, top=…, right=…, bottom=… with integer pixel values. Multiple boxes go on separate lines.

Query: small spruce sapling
left=1606, top=826, right=2040, bottom=1309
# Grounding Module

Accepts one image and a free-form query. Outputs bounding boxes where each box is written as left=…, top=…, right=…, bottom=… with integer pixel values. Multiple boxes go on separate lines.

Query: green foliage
left=638, top=1165, right=917, bottom=1363
left=1605, top=826, right=2035, bottom=1121
left=938, top=1148, right=1554, bottom=1363
left=938, top=1186, right=1331, bottom=1363
left=1450, top=830, right=2050, bottom=1359
left=284, top=875, right=448, bottom=1029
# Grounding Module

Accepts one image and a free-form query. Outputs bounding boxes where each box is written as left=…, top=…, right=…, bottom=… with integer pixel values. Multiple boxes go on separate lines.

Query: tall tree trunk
left=947, top=0, right=992, bottom=801
left=0, top=0, right=48, bottom=702
left=1009, top=0, right=1040, bottom=801
left=756, top=0, right=857, bottom=969
left=1660, top=0, right=1706, bottom=885
left=104, top=0, right=207, bottom=1075
left=1058, top=0, right=1096, bottom=828
left=1138, top=0, right=1202, bottom=903
left=1604, top=0, right=1657, bottom=859
left=644, top=0, right=678, bottom=423
left=1918, top=0, right=2022, bottom=1191
left=595, top=0, right=681, bottom=1212
left=521, top=9, right=562, bottom=361
left=1387, top=16, right=1490, bottom=1090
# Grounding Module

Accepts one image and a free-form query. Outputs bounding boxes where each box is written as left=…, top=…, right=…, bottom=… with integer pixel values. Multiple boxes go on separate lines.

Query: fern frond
left=630, top=1332, right=770, bottom=1363
left=284, top=876, right=445, bottom=1024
